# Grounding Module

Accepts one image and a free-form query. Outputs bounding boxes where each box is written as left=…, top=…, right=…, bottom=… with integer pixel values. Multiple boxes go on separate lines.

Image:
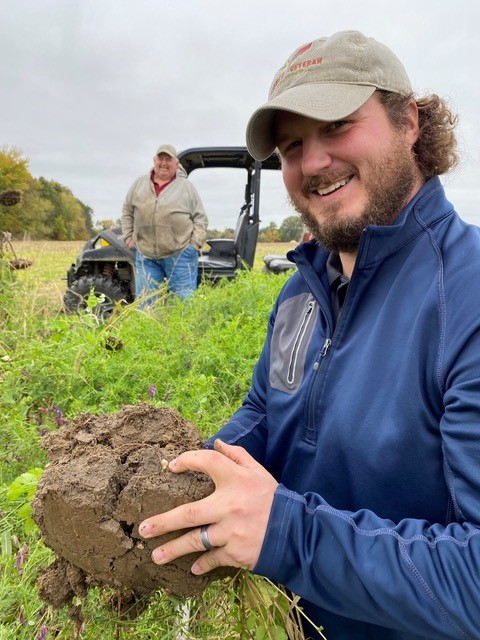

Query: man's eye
left=327, top=120, right=348, bottom=132
left=281, top=140, right=302, bottom=155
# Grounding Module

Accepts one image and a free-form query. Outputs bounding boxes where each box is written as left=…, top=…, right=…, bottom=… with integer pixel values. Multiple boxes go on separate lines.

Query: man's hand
left=138, top=439, right=278, bottom=575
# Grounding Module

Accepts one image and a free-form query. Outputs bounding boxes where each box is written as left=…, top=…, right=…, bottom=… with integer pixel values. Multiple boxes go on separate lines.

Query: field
left=9, top=240, right=296, bottom=309
left=0, top=241, right=324, bottom=640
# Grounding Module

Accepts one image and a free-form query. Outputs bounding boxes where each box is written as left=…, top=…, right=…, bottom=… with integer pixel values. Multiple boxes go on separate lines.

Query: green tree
left=206, top=227, right=234, bottom=240
left=258, top=221, right=280, bottom=242
left=95, top=219, right=118, bottom=231
left=0, top=147, right=30, bottom=192
left=278, top=215, right=303, bottom=242
left=0, top=148, right=93, bottom=239
left=59, top=191, right=89, bottom=240
left=0, top=149, right=53, bottom=238
left=37, top=178, right=90, bottom=240
left=0, top=182, right=52, bottom=237
left=78, top=201, right=94, bottom=236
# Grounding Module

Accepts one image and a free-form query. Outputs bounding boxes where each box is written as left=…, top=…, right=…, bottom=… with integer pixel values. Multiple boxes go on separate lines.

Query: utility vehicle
left=63, top=146, right=285, bottom=316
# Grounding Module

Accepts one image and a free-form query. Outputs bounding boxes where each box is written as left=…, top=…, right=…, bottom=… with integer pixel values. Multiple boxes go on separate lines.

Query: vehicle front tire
left=63, top=275, right=128, bottom=318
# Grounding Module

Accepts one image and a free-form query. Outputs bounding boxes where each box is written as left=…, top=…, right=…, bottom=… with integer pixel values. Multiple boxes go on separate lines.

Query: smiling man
left=276, top=96, right=422, bottom=273
left=139, top=32, right=480, bottom=639
left=121, top=144, right=208, bottom=305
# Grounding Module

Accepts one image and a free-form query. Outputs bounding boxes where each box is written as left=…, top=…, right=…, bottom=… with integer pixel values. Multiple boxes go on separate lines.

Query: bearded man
left=139, top=31, right=480, bottom=640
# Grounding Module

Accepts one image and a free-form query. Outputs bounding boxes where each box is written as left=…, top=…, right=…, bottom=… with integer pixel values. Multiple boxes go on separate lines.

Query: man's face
left=275, top=94, right=423, bottom=253
left=153, top=153, right=178, bottom=181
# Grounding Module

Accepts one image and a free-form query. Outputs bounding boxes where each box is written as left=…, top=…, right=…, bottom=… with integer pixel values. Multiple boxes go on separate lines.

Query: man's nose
left=301, top=139, right=333, bottom=176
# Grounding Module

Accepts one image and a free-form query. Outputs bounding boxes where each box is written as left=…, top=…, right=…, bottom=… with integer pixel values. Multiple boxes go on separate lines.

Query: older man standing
left=121, top=144, right=208, bottom=304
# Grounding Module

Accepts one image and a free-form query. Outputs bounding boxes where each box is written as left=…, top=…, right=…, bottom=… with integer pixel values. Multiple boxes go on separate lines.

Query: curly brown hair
left=377, top=90, right=459, bottom=179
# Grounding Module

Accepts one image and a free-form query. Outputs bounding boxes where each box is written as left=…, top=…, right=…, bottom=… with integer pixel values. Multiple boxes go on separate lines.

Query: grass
left=0, top=240, right=325, bottom=639
left=8, top=239, right=295, bottom=311
left=9, top=240, right=83, bottom=309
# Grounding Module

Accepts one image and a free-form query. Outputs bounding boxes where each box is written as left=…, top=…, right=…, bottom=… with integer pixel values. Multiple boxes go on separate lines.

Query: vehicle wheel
left=63, top=275, right=128, bottom=318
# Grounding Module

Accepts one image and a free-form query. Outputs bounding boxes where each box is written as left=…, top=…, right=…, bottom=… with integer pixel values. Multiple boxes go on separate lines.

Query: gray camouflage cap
left=156, top=144, right=177, bottom=158
left=246, top=30, right=412, bottom=160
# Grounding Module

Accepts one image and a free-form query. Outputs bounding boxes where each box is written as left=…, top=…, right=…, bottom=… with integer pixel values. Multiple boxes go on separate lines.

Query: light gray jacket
left=121, top=166, right=208, bottom=258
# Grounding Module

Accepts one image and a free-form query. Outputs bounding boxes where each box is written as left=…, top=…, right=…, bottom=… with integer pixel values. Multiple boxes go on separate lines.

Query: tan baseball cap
left=156, top=144, right=177, bottom=158
left=246, top=30, right=412, bottom=160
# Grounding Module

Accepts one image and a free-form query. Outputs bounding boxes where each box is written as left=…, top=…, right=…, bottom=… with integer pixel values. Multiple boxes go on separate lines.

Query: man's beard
left=287, top=137, right=418, bottom=254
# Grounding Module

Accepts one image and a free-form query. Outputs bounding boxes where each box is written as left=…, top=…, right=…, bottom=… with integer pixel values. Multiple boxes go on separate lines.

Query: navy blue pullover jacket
left=211, top=177, right=480, bottom=639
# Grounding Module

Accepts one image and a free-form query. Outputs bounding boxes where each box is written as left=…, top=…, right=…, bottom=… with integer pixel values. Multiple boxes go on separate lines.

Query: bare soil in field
left=32, top=404, right=233, bottom=611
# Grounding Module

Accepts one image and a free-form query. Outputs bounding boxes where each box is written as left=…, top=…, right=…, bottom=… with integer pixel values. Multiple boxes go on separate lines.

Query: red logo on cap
left=291, top=42, right=313, bottom=61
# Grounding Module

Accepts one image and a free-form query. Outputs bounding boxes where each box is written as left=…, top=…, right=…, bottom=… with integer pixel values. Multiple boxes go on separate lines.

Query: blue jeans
left=135, top=245, right=199, bottom=306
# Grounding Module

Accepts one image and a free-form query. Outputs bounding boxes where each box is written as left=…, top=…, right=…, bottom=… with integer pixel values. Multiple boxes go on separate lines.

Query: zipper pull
left=321, top=338, right=332, bottom=357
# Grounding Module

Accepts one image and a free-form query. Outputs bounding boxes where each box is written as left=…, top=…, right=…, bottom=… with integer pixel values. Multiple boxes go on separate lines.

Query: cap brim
left=246, top=83, right=376, bottom=160
left=156, top=147, right=177, bottom=158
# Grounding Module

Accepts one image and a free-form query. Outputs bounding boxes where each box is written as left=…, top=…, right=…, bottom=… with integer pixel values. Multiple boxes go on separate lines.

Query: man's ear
left=404, top=99, right=420, bottom=147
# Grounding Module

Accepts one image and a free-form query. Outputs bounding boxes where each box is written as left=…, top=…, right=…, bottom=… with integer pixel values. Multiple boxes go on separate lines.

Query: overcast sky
left=1, top=0, right=479, bottom=230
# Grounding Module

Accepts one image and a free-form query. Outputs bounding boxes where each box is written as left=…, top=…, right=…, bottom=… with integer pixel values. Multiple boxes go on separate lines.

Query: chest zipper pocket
left=287, top=299, right=315, bottom=385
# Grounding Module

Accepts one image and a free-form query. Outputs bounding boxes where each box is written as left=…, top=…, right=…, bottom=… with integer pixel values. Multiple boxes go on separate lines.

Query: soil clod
left=33, top=404, right=232, bottom=611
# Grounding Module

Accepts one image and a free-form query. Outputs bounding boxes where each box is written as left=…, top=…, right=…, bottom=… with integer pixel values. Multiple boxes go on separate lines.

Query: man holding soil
left=139, top=31, right=480, bottom=639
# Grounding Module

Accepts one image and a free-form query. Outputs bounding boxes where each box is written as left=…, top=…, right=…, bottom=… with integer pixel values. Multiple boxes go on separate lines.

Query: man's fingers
left=213, top=439, right=258, bottom=468
left=149, top=525, right=244, bottom=576
left=169, top=443, right=259, bottom=480
left=139, top=445, right=260, bottom=538
left=151, top=525, right=223, bottom=566
left=139, top=497, right=210, bottom=539
left=138, top=442, right=278, bottom=572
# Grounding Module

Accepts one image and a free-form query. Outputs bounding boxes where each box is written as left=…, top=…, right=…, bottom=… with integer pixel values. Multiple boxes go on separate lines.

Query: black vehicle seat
left=199, top=206, right=250, bottom=270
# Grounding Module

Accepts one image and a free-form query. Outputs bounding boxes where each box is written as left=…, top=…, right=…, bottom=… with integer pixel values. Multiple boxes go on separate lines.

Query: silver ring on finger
left=200, top=524, right=216, bottom=551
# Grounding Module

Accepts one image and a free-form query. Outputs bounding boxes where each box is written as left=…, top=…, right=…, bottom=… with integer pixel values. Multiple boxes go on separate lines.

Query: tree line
left=96, top=217, right=305, bottom=243
left=257, top=217, right=303, bottom=242
left=0, top=147, right=93, bottom=240
left=199, top=216, right=304, bottom=243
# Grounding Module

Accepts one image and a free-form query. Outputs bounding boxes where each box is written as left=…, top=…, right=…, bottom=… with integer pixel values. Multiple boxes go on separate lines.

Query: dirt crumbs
left=32, top=403, right=233, bottom=611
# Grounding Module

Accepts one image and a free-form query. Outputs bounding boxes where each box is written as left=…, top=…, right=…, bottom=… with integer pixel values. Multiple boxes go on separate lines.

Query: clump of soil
left=32, top=404, right=232, bottom=611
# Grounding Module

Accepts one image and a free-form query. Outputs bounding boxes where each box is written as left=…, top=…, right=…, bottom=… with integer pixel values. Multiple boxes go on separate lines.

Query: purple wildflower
left=37, top=428, right=48, bottom=437
left=15, top=543, right=28, bottom=574
left=148, top=384, right=156, bottom=399
left=37, top=625, right=48, bottom=640
left=52, top=406, right=67, bottom=427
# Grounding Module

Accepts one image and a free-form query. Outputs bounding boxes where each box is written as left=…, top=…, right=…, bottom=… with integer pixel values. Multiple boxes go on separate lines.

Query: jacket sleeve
left=186, top=183, right=208, bottom=251
left=253, top=337, right=480, bottom=640
left=121, top=180, right=137, bottom=245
